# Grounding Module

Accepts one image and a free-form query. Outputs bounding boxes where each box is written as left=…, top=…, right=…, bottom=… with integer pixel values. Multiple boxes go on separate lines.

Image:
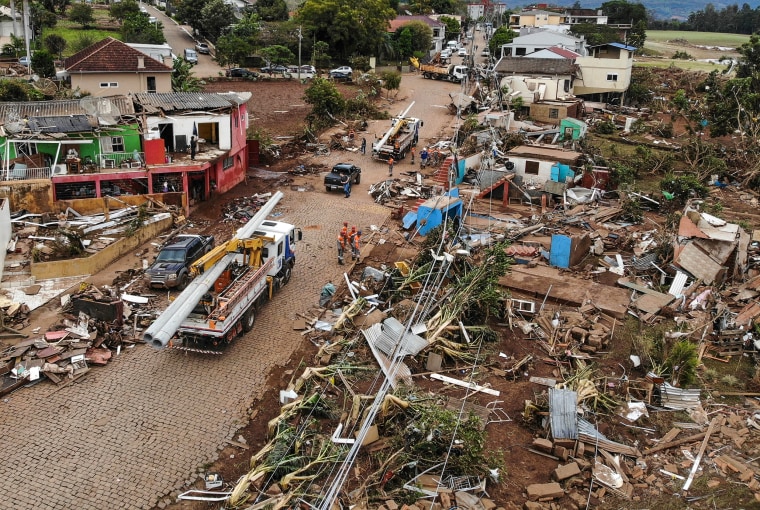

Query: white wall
left=0, top=198, right=10, bottom=280
left=509, top=157, right=556, bottom=184
left=146, top=114, right=231, bottom=150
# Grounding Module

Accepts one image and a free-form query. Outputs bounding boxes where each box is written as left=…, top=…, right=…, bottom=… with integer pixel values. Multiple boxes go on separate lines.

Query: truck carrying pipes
left=409, top=56, right=468, bottom=83
left=143, top=192, right=302, bottom=353
left=372, top=102, right=422, bottom=162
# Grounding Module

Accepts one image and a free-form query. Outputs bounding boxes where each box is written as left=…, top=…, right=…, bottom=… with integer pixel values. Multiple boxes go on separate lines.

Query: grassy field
left=42, top=6, right=120, bottom=57
left=646, top=30, right=750, bottom=47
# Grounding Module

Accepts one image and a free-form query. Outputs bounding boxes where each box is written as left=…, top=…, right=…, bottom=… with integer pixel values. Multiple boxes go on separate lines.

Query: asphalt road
left=143, top=4, right=224, bottom=78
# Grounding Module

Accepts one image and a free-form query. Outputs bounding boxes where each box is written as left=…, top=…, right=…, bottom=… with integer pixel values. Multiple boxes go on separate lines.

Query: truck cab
left=145, top=234, right=214, bottom=289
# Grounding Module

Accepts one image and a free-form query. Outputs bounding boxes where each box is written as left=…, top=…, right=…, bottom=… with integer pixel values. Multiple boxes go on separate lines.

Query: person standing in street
left=337, top=231, right=346, bottom=265
left=360, top=137, right=367, bottom=154
left=340, top=172, right=350, bottom=198
left=388, top=157, right=394, bottom=176
left=420, top=147, right=429, bottom=169
left=410, top=146, right=415, bottom=164
left=351, top=230, right=362, bottom=260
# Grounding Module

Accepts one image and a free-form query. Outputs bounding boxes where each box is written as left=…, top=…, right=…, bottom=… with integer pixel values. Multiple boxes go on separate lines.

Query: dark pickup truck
left=324, top=163, right=361, bottom=192
left=144, top=234, right=214, bottom=289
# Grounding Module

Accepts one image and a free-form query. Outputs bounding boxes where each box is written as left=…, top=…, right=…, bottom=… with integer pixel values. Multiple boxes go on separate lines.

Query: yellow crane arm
left=189, top=236, right=275, bottom=277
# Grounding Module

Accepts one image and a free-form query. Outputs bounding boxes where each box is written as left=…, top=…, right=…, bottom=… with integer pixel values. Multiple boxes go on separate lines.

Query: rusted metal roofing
left=494, top=57, right=577, bottom=76
left=0, top=97, right=134, bottom=122
left=549, top=388, right=578, bottom=439
left=132, top=93, right=245, bottom=113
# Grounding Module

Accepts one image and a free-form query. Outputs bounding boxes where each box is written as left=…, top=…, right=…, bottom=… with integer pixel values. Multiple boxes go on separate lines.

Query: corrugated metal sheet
left=631, top=252, right=659, bottom=271
left=133, top=92, right=244, bottom=112
left=0, top=97, right=134, bottom=121
left=362, top=323, right=412, bottom=387
left=668, top=271, right=688, bottom=297
left=549, top=388, right=578, bottom=439
left=578, top=418, right=641, bottom=457
left=370, top=317, right=428, bottom=357
left=659, top=382, right=701, bottom=410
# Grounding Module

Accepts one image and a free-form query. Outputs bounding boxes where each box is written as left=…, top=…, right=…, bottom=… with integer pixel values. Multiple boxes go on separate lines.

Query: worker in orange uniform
left=351, top=230, right=362, bottom=261
left=337, top=231, right=347, bottom=265
left=410, top=146, right=415, bottom=164
left=388, top=157, right=394, bottom=176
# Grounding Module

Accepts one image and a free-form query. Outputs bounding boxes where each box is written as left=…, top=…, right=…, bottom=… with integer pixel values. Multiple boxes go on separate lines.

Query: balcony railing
left=99, top=152, right=146, bottom=169
left=1, top=165, right=53, bottom=181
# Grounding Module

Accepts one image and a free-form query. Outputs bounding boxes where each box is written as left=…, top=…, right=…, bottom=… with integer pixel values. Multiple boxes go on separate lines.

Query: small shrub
left=673, top=50, right=693, bottom=60
left=703, top=368, right=718, bottom=382
left=664, top=340, right=698, bottom=387
left=595, top=120, right=615, bottom=134
left=721, top=374, right=740, bottom=387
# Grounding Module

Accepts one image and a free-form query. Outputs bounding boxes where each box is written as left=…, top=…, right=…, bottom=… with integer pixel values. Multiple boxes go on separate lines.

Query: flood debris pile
left=0, top=283, right=132, bottom=396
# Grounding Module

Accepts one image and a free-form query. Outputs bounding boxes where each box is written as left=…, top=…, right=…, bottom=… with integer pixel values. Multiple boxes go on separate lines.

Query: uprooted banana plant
left=558, top=363, right=618, bottom=412
left=426, top=242, right=512, bottom=344
left=278, top=439, right=345, bottom=489
left=268, top=392, right=337, bottom=437
left=334, top=296, right=367, bottom=331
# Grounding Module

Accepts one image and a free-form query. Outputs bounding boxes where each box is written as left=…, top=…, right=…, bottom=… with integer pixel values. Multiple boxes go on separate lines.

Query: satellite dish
left=4, top=105, right=22, bottom=134
left=80, top=97, right=121, bottom=125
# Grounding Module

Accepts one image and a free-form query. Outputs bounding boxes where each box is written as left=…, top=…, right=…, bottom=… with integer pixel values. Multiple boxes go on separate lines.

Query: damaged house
left=0, top=92, right=251, bottom=213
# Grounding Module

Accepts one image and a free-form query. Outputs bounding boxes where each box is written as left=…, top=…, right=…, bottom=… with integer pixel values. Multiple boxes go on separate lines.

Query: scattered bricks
left=645, top=474, right=657, bottom=484
left=533, top=438, right=553, bottom=453
left=727, top=413, right=743, bottom=428
left=574, top=442, right=585, bottom=457
left=681, top=460, right=693, bottom=469
left=482, top=499, right=497, bottom=510
left=634, top=483, right=648, bottom=489
left=631, top=467, right=644, bottom=480
left=707, top=479, right=722, bottom=489
left=554, top=462, right=581, bottom=481
left=439, top=493, right=451, bottom=508
left=749, top=478, right=760, bottom=491
left=527, top=482, right=564, bottom=501
left=523, top=502, right=545, bottom=510
left=575, top=458, right=591, bottom=471
left=567, top=491, right=586, bottom=508
left=553, top=439, right=575, bottom=450
left=553, top=446, right=569, bottom=461
left=385, top=500, right=399, bottom=510
left=664, top=464, right=679, bottom=474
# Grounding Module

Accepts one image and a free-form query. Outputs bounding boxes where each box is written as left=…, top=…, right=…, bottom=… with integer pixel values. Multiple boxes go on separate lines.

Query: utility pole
left=296, top=25, right=302, bottom=81
left=22, top=0, right=31, bottom=76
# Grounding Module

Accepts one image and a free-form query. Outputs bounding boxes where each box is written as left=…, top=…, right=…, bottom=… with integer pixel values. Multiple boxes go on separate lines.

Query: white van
left=447, top=40, right=458, bottom=51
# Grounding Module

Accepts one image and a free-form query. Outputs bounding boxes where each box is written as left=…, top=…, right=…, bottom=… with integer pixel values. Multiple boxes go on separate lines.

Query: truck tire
left=355, top=173, right=361, bottom=185
left=281, top=266, right=292, bottom=285
left=326, top=186, right=331, bottom=193
left=242, top=306, right=256, bottom=332
left=177, top=273, right=189, bottom=290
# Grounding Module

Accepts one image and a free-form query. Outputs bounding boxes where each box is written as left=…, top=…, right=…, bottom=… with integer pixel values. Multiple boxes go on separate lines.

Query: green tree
left=2, top=34, right=26, bottom=58
left=569, top=23, right=622, bottom=46
left=31, top=3, right=58, bottom=33
left=172, top=57, right=202, bottom=91
left=488, top=26, right=516, bottom=55
left=69, top=4, right=95, bottom=28
left=395, top=28, right=413, bottom=59
left=176, top=0, right=209, bottom=35
left=260, top=44, right=295, bottom=66
left=200, top=0, right=236, bottom=42
left=110, top=0, right=140, bottom=24
left=215, top=34, right=251, bottom=68
left=252, top=0, right=288, bottom=22
left=296, top=0, right=395, bottom=61
left=43, top=34, right=67, bottom=61
left=31, top=49, right=55, bottom=78
left=438, top=15, right=460, bottom=38
left=122, top=13, right=166, bottom=44
left=304, top=77, right=345, bottom=125
left=381, top=70, right=401, bottom=98
left=40, top=0, right=70, bottom=14
left=600, top=0, right=648, bottom=24
left=402, top=20, right=433, bottom=55
left=312, top=40, right=330, bottom=69
left=628, top=19, right=647, bottom=50
left=0, top=79, right=33, bottom=101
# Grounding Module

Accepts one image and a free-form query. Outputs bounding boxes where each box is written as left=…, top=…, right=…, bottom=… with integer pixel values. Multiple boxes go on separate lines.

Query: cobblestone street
left=0, top=192, right=390, bottom=510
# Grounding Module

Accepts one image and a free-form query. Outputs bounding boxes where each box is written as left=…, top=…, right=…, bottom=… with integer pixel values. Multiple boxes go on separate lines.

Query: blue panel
left=551, top=164, right=560, bottom=182
left=549, top=234, right=571, bottom=268
left=402, top=211, right=417, bottom=229
left=446, top=188, right=460, bottom=198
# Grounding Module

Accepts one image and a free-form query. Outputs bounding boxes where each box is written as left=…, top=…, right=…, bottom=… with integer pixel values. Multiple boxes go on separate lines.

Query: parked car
left=148, top=16, right=157, bottom=23
left=481, top=48, right=491, bottom=57
left=184, top=48, right=198, bottom=64
left=457, top=48, right=468, bottom=57
left=226, top=67, right=257, bottom=78
left=330, top=66, right=354, bottom=76
left=260, top=64, right=289, bottom=74
left=440, top=49, right=452, bottom=59
left=324, top=163, right=361, bottom=193
left=144, top=234, right=215, bottom=290
left=287, top=65, right=315, bottom=78
left=18, top=56, right=30, bottom=67
left=195, top=42, right=210, bottom=54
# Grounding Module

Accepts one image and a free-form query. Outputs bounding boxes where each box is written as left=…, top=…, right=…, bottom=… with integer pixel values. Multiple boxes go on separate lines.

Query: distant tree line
left=649, top=3, right=760, bottom=34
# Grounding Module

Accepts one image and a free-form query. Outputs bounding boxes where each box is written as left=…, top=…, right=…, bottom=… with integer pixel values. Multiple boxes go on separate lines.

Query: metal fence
left=1, top=166, right=53, bottom=181
left=99, top=152, right=146, bottom=169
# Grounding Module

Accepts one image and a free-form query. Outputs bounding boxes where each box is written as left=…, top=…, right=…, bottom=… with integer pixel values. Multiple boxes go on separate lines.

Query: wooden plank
left=430, top=373, right=500, bottom=396
left=643, top=431, right=707, bottom=455
left=682, top=416, right=719, bottom=492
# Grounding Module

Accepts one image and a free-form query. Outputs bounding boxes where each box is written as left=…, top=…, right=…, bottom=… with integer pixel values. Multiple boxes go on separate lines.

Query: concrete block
left=482, top=498, right=497, bottom=510
left=385, top=501, right=399, bottom=510
left=527, top=482, right=564, bottom=501
left=553, top=445, right=569, bottom=461
left=553, top=462, right=581, bottom=481
left=532, top=438, right=553, bottom=453
left=524, top=502, right=546, bottom=510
